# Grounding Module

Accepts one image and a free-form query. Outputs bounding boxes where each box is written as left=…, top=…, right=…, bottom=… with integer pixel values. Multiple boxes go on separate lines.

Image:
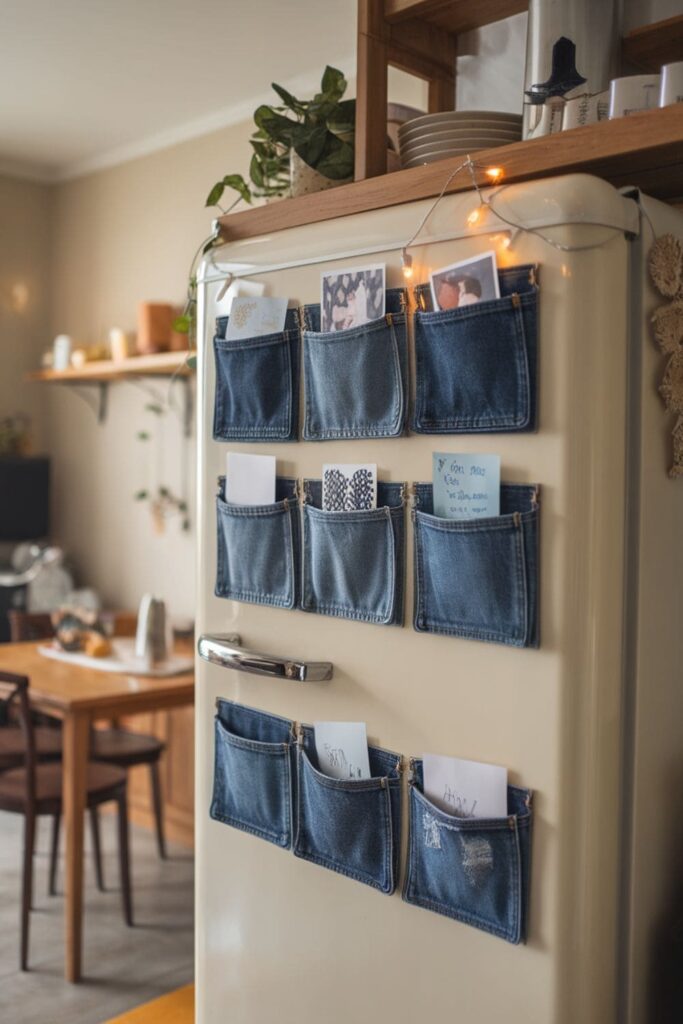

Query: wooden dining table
left=0, top=639, right=194, bottom=983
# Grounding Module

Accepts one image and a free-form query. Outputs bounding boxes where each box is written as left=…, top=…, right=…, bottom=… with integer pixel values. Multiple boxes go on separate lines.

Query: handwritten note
left=225, top=296, right=288, bottom=340
left=432, top=452, right=500, bottom=520
left=313, top=722, right=371, bottom=780
left=422, top=753, right=507, bottom=819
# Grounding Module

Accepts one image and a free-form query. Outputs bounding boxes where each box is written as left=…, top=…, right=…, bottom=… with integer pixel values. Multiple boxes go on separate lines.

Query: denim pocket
left=216, top=476, right=300, bottom=608
left=412, top=265, right=538, bottom=434
left=301, top=480, right=405, bottom=625
left=210, top=699, right=296, bottom=848
left=403, top=760, right=533, bottom=943
left=412, top=483, right=539, bottom=647
left=293, top=729, right=402, bottom=893
left=213, top=309, right=299, bottom=442
left=302, top=288, right=408, bottom=440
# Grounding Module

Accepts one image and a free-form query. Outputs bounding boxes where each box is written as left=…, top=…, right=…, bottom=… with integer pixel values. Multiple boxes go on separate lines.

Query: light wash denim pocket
left=403, top=759, right=532, bottom=943
left=412, top=483, right=539, bottom=647
left=293, top=728, right=402, bottom=893
left=213, top=309, right=299, bottom=442
left=302, top=288, right=408, bottom=440
left=301, top=480, right=405, bottom=625
left=216, top=476, right=300, bottom=608
left=412, top=265, right=538, bottom=434
left=210, top=699, right=296, bottom=848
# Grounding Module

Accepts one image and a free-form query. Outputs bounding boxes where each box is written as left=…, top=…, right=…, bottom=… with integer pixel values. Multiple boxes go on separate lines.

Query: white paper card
left=423, top=753, right=508, bottom=819
left=215, top=278, right=265, bottom=320
left=225, top=296, right=288, bottom=340
left=432, top=452, right=500, bottom=520
left=314, top=721, right=371, bottom=780
left=322, top=464, right=377, bottom=511
left=225, top=452, right=276, bottom=506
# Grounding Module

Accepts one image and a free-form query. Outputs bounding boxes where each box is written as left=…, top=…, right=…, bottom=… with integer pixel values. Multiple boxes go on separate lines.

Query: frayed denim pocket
left=213, top=310, right=299, bottom=442
left=302, top=288, right=408, bottom=440
left=293, top=730, right=402, bottom=893
left=412, top=483, right=539, bottom=647
left=301, top=480, right=405, bottom=625
left=403, top=760, right=533, bottom=943
left=210, top=700, right=296, bottom=849
left=216, top=476, right=300, bottom=609
left=412, top=265, right=538, bottom=434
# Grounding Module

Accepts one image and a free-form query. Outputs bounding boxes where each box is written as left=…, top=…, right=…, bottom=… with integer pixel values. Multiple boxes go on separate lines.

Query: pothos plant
left=206, top=65, right=355, bottom=210
left=173, top=67, right=354, bottom=352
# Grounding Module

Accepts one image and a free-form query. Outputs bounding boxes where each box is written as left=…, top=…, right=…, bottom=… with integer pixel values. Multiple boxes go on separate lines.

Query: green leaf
left=158, top=486, right=169, bottom=498
left=173, top=315, right=190, bottom=334
left=254, top=106, right=305, bottom=147
left=271, top=82, right=304, bottom=114
left=293, top=126, right=328, bottom=170
left=249, top=152, right=265, bottom=188
left=145, top=403, right=164, bottom=415
left=136, top=431, right=150, bottom=441
left=205, top=180, right=225, bottom=207
left=320, top=66, right=346, bottom=102
left=134, top=490, right=148, bottom=501
left=314, top=135, right=354, bottom=180
left=181, top=518, right=191, bottom=532
left=186, top=354, right=197, bottom=370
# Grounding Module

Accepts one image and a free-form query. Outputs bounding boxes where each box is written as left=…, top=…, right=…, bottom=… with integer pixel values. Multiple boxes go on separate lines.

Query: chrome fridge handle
left=197, top=633, right=333, bottom=682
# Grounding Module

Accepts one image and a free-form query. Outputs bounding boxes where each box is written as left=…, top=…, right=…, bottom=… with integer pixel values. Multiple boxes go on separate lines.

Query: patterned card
left=322, top=464, right=377, bottom=511
left=224, top=296, right=288, bottom=340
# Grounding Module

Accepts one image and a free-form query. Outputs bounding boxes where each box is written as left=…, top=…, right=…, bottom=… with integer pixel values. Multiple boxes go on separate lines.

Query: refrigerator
left=193, top=174, right=683, bottom=1024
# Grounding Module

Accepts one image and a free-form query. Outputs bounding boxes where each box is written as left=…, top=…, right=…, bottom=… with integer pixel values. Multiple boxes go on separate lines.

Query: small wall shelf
left=26, top=351, right=195, bottom=434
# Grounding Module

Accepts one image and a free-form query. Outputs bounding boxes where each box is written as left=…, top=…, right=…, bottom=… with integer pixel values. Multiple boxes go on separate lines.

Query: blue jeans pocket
left=293, top=730, right=402, bottom=893
left=302, top=289, right=408, bottom=440
left=216, top=476, right=300, bottom=608
left=210, top=699, right=295, bottom=848
left=412, top=265, right=538, bottom=434
left=403, top=760, right=533, bottom=943
left=301, top=480, right=405, bottom=624
left=213, top=310, right=299, bottom=442
left=412, top=483, right=539, bottom=647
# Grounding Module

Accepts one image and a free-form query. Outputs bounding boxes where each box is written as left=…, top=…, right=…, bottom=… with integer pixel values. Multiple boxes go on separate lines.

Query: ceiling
left=1, top=0, right=357, bottom=182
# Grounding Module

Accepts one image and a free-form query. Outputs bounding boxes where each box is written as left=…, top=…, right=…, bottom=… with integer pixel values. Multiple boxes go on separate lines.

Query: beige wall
left=0, top=174, right=52, bottom=452
left=46, top=120, right=253, bottom=618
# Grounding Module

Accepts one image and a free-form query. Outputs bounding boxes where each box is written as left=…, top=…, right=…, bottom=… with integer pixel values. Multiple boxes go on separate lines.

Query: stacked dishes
left=398, top=111, right=522, bottom=169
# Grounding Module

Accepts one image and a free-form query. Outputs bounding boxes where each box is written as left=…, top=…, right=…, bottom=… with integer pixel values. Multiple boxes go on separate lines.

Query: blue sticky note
left=432, top=452, right=501, bottom=520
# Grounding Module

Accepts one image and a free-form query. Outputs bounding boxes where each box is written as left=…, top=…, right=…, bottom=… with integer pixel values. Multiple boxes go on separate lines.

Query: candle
left=109, top=328, right=128, bottom=361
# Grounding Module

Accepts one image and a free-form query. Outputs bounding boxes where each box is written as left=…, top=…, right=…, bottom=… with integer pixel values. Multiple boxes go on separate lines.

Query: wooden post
left=355, top=1, right=390, bottom=180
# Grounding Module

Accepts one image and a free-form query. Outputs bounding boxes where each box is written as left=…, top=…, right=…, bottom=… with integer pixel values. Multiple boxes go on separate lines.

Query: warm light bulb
left=500, top=235, right=511, bottom=249
left=401, top=249, right=413, bottom=279
left=485, top=166, right=504, bottom=183
left=467, top=208, right=481, bottom=226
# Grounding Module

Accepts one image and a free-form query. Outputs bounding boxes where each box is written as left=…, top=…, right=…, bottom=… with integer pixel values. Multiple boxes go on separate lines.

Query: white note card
left=314, top=721, right=371, bottom=781
left=422, top=753, right=507, bottom=819
left=225, top=452, right=276, bottom=506
left=225, top=296, right=288, bottom=340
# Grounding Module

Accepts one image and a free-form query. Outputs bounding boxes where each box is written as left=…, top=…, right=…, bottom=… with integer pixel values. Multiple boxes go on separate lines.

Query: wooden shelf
left=218, top=104, right=683, bottom=242
left=383, top=0, right=527, bottom=34
left=622, top=15, right=683, bottom=72
left=26, top=350, right=192, bottom=384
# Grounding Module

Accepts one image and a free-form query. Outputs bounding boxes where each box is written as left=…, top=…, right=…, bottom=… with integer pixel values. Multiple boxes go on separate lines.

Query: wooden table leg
left=63, top=710, right=90, bottom=982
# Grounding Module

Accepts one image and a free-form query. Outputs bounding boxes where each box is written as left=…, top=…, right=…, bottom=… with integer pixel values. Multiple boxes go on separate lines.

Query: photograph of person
left=321, top=264, right=385, bottom=331
left=430, top=251, right=500, bottom=311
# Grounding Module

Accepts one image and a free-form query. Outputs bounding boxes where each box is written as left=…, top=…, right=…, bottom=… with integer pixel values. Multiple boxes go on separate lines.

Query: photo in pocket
left=430, top=251, right=500, bottom=311
left=320, top=264, right=385, bottom=332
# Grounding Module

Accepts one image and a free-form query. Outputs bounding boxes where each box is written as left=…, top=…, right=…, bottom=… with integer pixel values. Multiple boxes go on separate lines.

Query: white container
left=608, top=74, right=660, bottom=118
left=52, top=334, right=72, bottom=371
left=562, top=90, right=610, bottom=129
left=659, top=62, right=683, bottom=107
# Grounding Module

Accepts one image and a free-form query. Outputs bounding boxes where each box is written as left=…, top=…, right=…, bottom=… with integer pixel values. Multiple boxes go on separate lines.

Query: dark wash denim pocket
left=302, top=288, right=408, bottom=440
left=301, top=480, right=405, bottom=625
left=210, top=699, right=296, bottom=849
left=216, top=476, right=300, bottom=609
left=293, top=728, right=402, bottom=893
left=403, top=760, right=532, bottom=943
left=412, top=482, right=539, bottom=647
left=412, top=264, right=538, bottom=434
left=213, top=309, right=299, bottom=442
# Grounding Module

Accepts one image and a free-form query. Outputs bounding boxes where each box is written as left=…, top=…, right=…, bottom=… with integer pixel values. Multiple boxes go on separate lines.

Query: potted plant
left=206, top=65, right=355, bottom=210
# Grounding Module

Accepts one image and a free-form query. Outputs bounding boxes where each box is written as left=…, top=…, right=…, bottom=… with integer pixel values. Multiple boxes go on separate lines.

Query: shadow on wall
left=647, top=763, right=683, bottom=1022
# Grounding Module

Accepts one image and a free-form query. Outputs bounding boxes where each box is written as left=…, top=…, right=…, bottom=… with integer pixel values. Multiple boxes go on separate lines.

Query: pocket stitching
left=213, top=332, right=293, bottom=439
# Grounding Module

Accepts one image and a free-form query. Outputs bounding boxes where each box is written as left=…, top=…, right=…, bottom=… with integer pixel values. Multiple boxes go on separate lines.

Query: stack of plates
left=398, top=111, right=522, bottom=169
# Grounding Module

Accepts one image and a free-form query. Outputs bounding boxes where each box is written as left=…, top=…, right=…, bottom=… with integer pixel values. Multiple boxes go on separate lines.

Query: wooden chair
left=0, top=671, right=132, bottom=970
left=8, top=610, right=168, bottom=872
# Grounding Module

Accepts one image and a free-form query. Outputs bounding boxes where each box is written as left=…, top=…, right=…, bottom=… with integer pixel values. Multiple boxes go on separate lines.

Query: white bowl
left=399, top=121, right=522, bottom=145
left=400, top=129, right=520, bottom=156
left=402, top=148, right=488, bottom=168
left=398, top=109, right=522, bottom=137
left=401, top=136, right=518, bottom=160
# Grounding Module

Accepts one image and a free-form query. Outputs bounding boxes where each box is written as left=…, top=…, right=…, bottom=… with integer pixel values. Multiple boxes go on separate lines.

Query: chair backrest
left=7, top=611, right=54, bottom=643
left=0, top=672, right=36, bottom=808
